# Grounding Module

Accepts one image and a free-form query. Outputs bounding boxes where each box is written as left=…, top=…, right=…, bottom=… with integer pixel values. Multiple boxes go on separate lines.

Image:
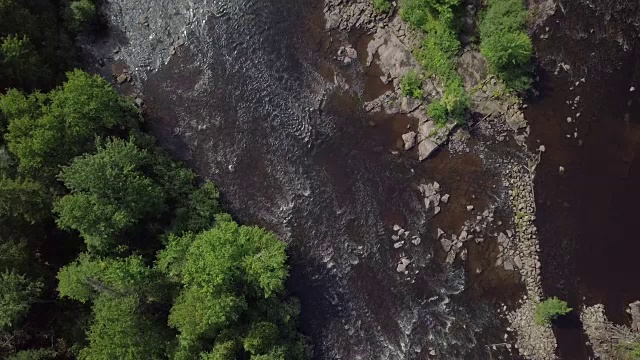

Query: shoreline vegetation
left=0, top=1, right=310, bottom=359
left=375, top=0, right=534, bottom=125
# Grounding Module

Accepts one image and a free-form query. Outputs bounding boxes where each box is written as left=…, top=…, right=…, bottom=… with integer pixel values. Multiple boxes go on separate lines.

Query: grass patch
left=479, top=0, right=533, bottom=92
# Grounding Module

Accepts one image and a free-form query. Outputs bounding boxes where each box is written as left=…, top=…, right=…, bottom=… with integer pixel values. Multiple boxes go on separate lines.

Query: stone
left=398, top=229, right=405, bottom=236
left=134, top=97, right=144, bottom=107
left=466, top=205, right=474, bottom=211
left=434, top=206, right=441, bottom=215
left=418, top=137, right=439, bottom=161
left=402, top=131, right=417, bottom=150
left=411, top=236, right=421, bottom=245
left=440, top=238, right=453, bottom=252
left=437, top=228, right=444, bottom=238
left=559, top=166, right=565, bottom=175
left=394, top=241, right=404, bottom=248
left=393, top=224, right=401, bottom=231
left=116, top=73, right=128, bottom=84
left=460, top=248, right=468, bottom=261
left=392, top=235, right=400, bottom=241
left=539, top=145, right=546, bottom=152
left=441, top=194, right=450, bottom=203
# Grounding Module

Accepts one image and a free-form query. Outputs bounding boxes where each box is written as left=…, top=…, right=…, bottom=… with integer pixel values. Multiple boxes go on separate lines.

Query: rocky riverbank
left=321, top=0, right=559, bottom=358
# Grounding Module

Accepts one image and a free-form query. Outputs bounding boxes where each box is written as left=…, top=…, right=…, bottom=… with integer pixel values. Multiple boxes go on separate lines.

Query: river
left=89, top=0, right=640, bottom=358
left=526, top=0, right=640, bottom=358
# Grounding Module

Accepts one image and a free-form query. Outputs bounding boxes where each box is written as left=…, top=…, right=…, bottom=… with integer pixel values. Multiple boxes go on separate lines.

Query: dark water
left=526, top=0, right=640, bottom=358
left=135, top=0, right=520, bottom=358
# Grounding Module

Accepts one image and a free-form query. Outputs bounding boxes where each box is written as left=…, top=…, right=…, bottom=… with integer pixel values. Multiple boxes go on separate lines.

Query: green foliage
left=244, top=322, right=280, bottom=355
left=172, top=181, right=222, bottom=235
left=79, top=295, right=169, bottom=360
left=479, top=0, right=533, bottom=92
left=616, top=341, right=640, bottom=359
left=55, top=138, right=166, bottom=252
left=1, top=70, right=140, bottom=179
left=400, top=70, right=424, bottom=98
left=0, top=0, right=75, bottom=91
left=7, top=349, right=57, bottom=360
left=402, top=0, right=469, bottom=124
left=0, top=35, right=43, bottom=89
left=68, top=0, right=97, bottom=31
left=372, top=0, right=392, bottom=13
left=200, top=341, right=238, bottom=360
left=159, top=216, right=308, bottom=358
left=399, top=0, right=461, bottom=29
left=0, top=270, right=42, bottom=330
left=57, top=253, right=163, bottom=303
left=0, top=176, right=50, bottom=226
left=0, top=238, right=29, bottom=273
left=534, top=297, right=572, bottom=325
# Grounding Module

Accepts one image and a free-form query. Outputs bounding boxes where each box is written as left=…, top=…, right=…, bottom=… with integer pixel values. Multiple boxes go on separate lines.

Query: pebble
left=466, top=205, right=474, bottom=211
left=394, top=241, right=404, bottom=248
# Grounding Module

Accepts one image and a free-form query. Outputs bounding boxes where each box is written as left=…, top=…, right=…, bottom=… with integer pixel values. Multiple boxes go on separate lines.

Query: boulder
left=402, top=131, right=417, bottom=150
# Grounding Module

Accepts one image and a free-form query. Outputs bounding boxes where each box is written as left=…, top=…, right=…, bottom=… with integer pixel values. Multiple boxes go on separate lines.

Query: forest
left=0, top=1, right=310, bottom=359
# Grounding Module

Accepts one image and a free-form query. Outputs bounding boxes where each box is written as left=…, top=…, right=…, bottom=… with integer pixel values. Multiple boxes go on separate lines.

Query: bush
left=373, top=0, right=392, bottom=13
left=400, top=70, right=424, bottom=98
left=479, top=0, right=533, bottom=92
left=399, top=0, right=461, bottom=29
left=534, top=297, right=572, bottom=325
left=404, top=1, right=469, bottom=124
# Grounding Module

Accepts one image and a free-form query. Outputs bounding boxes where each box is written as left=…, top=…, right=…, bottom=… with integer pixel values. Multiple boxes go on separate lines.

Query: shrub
left=373, top=0, right=392, bottom=13
left=400, top=0, right=461, bottom=28
left=479, top=0, right=533, bottom=92
left=534, top=297, right=572, bottom=325
left=400, top=70, right=424, bottom=98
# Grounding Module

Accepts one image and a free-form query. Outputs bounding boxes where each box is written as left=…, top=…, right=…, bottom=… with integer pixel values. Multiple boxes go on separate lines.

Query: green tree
left=57, top=253, right=164, bottom=303
left=1, top=70, right=140, bottom=179
left=158, top=216, right=308, bottom=358
left=172, top=181, right=222, bottom=235
left=0, top=35, right=43, bottom=90
left=479, top=0, right=533, bottom=92
left=0, top=270, right=42, bottom=330
left=7, top=349, right=57, bottom=360
left=200, top=341, right=238, bottom=360
left=79, top=295, right=169, bottom=360
left=535, top=297, right=572, bottom=325
left=243, top=322, right=279, bottom=355
left=67, top=0, right=96, bottom=31
left=55, top=138, right=166, bottom=252
left=0, top=176, right=50, bottom=226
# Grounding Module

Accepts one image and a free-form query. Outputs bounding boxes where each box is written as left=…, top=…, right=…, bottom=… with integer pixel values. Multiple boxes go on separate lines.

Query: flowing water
left=92, top=0, right=640, bottom=358
left=132, top=0, right=514, bottom=358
